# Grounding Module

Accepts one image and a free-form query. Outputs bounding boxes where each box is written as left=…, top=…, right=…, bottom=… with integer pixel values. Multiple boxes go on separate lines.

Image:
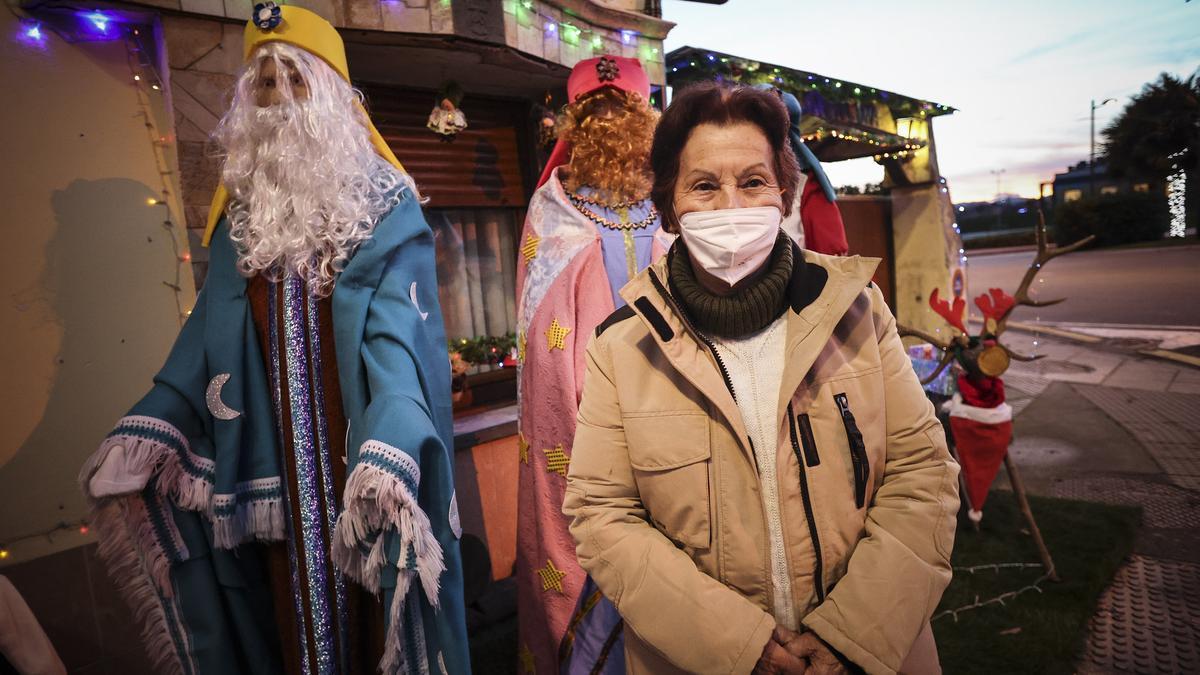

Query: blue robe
left=79, top=187, right=469, bottom=675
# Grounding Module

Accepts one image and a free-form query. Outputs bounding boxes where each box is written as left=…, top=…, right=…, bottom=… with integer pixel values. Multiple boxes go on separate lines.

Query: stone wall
left=160, top=13, right=241, bottom=285
left=500, top=0, right=667, bottom=85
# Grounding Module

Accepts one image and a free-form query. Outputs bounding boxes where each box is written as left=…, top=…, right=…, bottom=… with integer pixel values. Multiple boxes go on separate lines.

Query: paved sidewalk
left=990, top=327, right=1200, bottom=673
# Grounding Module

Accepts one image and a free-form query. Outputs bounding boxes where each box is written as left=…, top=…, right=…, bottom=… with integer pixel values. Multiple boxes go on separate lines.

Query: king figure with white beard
left=78, top=6, right=469, bottom=674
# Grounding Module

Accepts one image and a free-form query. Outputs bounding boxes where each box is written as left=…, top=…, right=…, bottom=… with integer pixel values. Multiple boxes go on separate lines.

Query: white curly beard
left=212, top=42, right=414, bottom=295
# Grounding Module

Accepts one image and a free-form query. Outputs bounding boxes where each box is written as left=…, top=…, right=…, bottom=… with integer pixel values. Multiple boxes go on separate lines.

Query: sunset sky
left=662, top=0, right=1200, bottom=203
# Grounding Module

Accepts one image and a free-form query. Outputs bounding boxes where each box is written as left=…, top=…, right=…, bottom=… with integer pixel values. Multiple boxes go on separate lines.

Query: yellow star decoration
left=519, top=643, right=536, bottom=673
left=518, top=434, right=529, bottom=465
left=545, top=318, right=571, bottom=352
left=517, top=331, right=527, bottom=363
left=537, top=558, right=567, bottom=594
left=521, top=233, right=540, bottom=264
left=543, top=444, right=570, bottom=477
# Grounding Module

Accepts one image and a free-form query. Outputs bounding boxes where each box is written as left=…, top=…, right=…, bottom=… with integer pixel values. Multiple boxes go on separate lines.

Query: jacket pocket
left=789, top=408, right=820, bottom=468
left=833, top=393, right=869, bottom=509
left=624, top=413, right=712, bottom=550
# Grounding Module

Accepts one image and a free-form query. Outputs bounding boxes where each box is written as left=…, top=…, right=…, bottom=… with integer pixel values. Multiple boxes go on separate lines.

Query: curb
left=1140, top=349, right=1200, bottom=368
left=965, top=245, right=1038, bottom=257
left=1004, top=321, right=1200, bottom=368
left=1006, top=320, right=1102, bottom=343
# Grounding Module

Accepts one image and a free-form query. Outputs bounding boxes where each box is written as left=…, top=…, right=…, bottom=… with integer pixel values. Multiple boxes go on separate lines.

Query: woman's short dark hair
left=650, top=81, right=801, bottom=231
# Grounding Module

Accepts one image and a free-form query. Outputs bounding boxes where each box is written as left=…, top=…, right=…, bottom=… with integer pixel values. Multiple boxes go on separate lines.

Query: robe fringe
left=86, top=496, right=195, bottom=675
left=332, top=440, right=444, bottom=674
left=210, top=477, right=287, bottom=548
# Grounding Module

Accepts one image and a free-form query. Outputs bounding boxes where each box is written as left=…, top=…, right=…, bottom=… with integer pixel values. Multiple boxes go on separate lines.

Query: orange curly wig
left=559, top=88, right=659, bottom=204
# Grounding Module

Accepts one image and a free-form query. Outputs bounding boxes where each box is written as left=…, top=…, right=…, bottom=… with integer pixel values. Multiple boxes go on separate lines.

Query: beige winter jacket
left=563, top=249, right=960, bottom=675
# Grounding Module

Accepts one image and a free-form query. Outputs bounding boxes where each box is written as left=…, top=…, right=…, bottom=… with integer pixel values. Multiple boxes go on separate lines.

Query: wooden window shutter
left=360, top=85, right=528, bottom=209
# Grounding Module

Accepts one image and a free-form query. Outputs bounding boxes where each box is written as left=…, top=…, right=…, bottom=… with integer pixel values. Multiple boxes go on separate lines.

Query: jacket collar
left=620, top=245, right=880, bottom=457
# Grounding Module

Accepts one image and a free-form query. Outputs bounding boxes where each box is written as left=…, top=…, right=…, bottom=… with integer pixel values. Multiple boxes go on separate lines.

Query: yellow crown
left=243, top=5, right=349, bottom=82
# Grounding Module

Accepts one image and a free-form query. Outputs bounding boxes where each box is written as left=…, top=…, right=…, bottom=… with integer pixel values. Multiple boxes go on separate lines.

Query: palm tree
left=1102, top=72, right=1199, bottom=230
left=1103, top=72, right=1199, bottom=177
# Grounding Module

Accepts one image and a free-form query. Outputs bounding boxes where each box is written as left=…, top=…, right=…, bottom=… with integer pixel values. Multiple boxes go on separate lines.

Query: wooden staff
left=1002, top=452, right=1060, bottom=582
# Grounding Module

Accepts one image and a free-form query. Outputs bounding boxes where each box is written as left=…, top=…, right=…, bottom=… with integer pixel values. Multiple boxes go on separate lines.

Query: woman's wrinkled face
left=254, top=57, right=308, bottom=107
left=671, top=121, right=784, bottom=231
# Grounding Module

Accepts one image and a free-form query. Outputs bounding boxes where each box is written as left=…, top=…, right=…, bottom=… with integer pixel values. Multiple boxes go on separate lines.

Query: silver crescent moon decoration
left=206, top=373, right=242, bottom=421
left=410, top=281, right=429, bottom=321
left=448, top=492, right=462, bottom=539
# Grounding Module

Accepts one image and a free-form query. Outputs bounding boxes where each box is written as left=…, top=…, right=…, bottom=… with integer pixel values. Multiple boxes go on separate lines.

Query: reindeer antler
left=896, top=323, right=964, bottom=385
left=930, top=288, right=968, bottom=336
left=975, top=288, right=1015, bottom=337
left=893, top=287, right=971, bottom=385
left=997, top=209, right=1095, bottom=335
left=1001, top=344, right=1046, bottom=363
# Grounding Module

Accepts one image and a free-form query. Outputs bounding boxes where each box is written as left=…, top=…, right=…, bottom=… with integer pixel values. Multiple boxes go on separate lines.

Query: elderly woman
left=563, top=82, right=960, bottom=675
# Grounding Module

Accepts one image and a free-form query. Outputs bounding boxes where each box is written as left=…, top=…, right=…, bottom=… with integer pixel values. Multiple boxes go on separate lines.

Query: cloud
left=1007, top=28, right=1104, bottom=65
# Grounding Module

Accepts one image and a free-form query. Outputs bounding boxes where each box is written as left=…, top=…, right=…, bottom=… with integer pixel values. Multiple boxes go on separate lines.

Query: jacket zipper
left=796, top=413, right=820, bottom=467
left=647, top=271, right=737, bottom=402
left=787, top=403, right=826, bottom=603
left=834, top=393, right=869, bottom=509
left=650, top=270, right=810, bottom=611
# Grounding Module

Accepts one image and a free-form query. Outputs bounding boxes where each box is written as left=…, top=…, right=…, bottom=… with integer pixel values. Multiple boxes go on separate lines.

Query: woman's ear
left=660, top=207, right=679, bottom=235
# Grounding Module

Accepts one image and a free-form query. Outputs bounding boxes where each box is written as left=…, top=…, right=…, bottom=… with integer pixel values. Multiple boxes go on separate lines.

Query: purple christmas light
left=78, top=10, right=111, bottom=34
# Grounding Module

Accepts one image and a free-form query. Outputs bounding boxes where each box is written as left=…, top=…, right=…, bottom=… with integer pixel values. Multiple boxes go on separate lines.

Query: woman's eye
left=694, top=182, right=717, bottom=192
left=743, top=178, right=766, bottom=188
left=261, top=78, right=275, bottom=88
left=291, top=76, right=303, bottom=87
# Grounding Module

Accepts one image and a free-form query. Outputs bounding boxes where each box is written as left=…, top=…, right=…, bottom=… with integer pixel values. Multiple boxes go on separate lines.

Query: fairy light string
left=507, top=0, right=663, bottom=65
left=933, top=563, right=1053, bottom=623
left=122, top=21, right=191, bottom=325
left=0, top=520, right=91, bottom=561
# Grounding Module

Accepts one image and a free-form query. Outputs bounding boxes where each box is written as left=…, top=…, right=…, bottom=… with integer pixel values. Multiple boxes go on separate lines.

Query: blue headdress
left=756, top=84, right=837, bottom=204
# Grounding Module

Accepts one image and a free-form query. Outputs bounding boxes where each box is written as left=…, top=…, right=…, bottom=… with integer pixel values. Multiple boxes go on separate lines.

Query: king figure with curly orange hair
left=515, top=56, right=670, bottom=674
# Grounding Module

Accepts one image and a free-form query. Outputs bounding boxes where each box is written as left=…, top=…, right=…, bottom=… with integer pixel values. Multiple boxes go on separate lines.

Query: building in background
left=1051, top=160, right=1157, bottom=207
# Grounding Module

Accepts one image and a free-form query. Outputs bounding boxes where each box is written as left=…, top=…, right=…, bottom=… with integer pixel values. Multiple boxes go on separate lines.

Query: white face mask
left=678, top=206, right=782, bottom=286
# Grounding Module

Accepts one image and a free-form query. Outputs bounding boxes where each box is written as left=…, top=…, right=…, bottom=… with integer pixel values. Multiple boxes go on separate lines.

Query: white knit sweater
left=711, top=314, right=795, bottom=629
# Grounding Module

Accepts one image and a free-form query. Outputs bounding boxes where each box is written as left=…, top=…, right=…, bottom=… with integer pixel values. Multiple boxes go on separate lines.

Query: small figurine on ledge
left=427, top=80, right=468, bottom=141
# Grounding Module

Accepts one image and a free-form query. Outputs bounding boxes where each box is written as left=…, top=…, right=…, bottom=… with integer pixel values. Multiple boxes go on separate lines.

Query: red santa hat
left=536, top=56, right=652, bottom=189
left=949, top=373, right=1013, bottom=523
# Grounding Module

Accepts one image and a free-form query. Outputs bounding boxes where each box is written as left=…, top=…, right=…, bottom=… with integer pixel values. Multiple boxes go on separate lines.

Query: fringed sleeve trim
left=332, top=440, right=445, bottom=675
left=80, top=415, right=215, bottom=511
left=210, top=477, right=287, bottom=548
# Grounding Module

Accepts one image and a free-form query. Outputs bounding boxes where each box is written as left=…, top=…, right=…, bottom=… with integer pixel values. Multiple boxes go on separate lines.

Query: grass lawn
left=935, top=492, right=1142, bottom=674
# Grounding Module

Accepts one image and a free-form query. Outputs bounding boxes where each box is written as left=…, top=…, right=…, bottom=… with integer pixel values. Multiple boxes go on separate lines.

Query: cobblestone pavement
left=1078, top=555, right=1200, bottom=674
left=991, top=329, right=1200, bottom=673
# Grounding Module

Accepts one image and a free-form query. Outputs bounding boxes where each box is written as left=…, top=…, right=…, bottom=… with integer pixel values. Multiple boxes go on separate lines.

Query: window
left=364, top=85, right=530, bottom=358
left=1100, top=185, right=1118, bottom=195
left=1133, top=183, right=1150, bottom=193
left=1063, top=189, right=1083, bottom=202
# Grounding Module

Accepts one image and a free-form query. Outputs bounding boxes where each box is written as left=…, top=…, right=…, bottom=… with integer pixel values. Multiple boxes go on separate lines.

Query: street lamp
left=990, top=169, right=1006, bottom=230
left=1090, top=97, right=1117, bottom=196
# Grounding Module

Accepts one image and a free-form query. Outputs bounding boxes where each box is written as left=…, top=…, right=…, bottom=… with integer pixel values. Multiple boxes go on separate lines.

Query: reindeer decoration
left=899, top=211, right=1092, bottom=578
left=898, top=212, right=1095, bottom=384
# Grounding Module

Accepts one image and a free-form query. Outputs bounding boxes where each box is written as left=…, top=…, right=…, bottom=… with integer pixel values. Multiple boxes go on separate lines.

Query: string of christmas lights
left=0, top=520, right=91, bottom=562
left=667, top=48, right=954, bottom=121
left=954, top=562, right=1045, bottom=574
left=507, top=0, right=661, bottom=64
left=122, top=22, right=192, bottom=324
left=13, top=8, right=192, bottom=321
left=933, top=570, right=1053, bottom=624
left=1167, top=149, right=1187, bottom=238
left=803, top=126, right=927, bottom=153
